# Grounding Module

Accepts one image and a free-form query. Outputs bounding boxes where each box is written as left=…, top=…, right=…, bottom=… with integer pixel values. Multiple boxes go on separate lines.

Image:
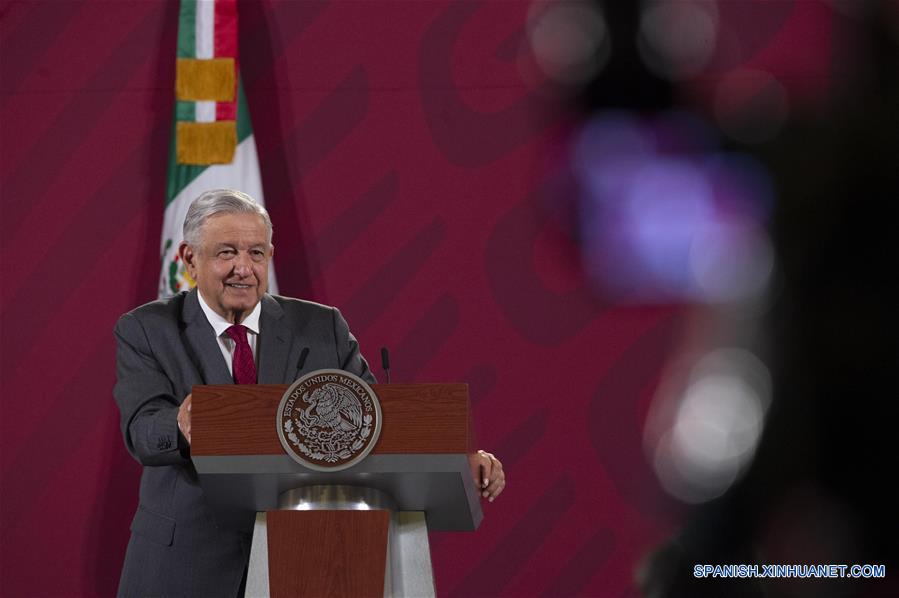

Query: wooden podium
left=191, top=383, right=484, bottom=597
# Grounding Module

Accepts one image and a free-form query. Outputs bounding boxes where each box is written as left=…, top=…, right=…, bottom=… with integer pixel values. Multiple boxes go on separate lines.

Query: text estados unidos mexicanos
left=693, top=564, right=885, bottom=579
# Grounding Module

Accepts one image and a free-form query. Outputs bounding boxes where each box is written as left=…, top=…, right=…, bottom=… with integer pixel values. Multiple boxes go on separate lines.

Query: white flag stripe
left=195, top=101, right=216, bottom=122
left=195, top=0, right=215, bottom=59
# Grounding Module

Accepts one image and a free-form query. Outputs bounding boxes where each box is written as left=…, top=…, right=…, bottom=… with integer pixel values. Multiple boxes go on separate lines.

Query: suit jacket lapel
left=258, top=294, right=290, bottom=384
left=181, top=289, right=233, bottom=385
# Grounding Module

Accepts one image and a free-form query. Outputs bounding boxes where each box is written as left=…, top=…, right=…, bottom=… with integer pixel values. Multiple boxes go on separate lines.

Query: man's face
left=179, top=212, right=273, bottom=323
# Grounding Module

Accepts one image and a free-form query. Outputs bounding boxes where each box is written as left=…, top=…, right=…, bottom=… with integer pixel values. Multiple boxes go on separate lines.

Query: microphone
left=297, top=347, right=310, bottom=370
left=380, top=347, right=391, bottom=384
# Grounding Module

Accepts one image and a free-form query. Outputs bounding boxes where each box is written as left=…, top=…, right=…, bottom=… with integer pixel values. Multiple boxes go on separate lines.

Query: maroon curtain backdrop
left=0, top=2, right=687, bottom=596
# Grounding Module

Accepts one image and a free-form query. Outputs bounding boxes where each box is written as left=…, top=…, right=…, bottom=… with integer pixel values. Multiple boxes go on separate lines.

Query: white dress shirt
left=196, top=291, right=261, bottom=376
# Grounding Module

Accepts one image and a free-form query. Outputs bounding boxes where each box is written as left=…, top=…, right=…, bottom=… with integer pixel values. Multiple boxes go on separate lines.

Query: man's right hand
left=177, top=393, right=192, bottom=445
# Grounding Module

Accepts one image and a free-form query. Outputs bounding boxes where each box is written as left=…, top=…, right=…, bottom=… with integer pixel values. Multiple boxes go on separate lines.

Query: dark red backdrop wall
left=0, top=2, right=681, bottom=596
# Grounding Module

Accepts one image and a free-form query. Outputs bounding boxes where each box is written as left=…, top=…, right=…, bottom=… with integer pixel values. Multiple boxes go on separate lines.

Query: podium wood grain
left=191, top=383, right=472, bottom=456
left=266, top=510, right=389, bottom=598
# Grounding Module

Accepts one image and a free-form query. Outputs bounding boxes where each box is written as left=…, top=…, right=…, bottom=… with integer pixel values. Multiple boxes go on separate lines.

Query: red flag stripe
left=214, top=0, right=238, bottom=121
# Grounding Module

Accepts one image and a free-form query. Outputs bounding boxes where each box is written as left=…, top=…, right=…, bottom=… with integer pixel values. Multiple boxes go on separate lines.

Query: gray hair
left=182, top=189, right=273, bottom=246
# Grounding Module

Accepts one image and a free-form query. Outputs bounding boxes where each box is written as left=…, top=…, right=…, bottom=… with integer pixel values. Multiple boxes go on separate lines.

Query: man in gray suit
left=114, top=189, right=505, bottom=597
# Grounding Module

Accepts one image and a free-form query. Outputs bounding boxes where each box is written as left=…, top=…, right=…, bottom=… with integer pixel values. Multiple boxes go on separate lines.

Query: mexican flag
left=158, top=0, right=277, bottom=298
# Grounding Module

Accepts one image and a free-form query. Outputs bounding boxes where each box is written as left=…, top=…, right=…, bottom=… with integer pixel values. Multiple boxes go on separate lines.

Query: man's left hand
left=474, top=450, right=506, bottom=502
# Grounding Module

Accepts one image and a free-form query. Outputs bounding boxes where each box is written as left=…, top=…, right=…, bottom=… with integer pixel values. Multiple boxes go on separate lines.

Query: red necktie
left=226, top=325, right=257, bottom=384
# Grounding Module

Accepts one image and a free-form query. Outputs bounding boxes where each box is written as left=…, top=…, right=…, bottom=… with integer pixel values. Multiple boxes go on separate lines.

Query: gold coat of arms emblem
left=277, top=369, right=382, bottom=471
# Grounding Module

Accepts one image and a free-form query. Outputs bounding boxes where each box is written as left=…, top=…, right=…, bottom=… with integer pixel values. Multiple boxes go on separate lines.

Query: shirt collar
left=196, top=290, right=262, bottom=337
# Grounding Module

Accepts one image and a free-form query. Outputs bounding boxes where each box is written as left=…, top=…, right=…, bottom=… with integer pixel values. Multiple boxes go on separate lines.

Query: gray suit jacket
left=114, top=289, right=373, bottom=597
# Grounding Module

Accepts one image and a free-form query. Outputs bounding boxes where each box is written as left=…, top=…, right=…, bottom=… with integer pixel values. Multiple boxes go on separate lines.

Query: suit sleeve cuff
left=151, top=406, right=181, bottom=455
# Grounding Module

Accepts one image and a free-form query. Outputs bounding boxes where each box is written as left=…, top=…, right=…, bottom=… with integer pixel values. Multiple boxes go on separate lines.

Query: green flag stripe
left=235, top=80, right=252, bottom=141
left=165, top=77, right=255, bottom=205
left=175, top=100, right=195, bottom=122
left=177, top=0, right=196, bottom=59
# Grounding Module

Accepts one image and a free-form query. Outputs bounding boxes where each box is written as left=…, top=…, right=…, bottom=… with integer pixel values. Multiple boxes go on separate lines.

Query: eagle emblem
left=277, top=370, right=381, bottom=471
left=302, top=383, right=363, bottom=433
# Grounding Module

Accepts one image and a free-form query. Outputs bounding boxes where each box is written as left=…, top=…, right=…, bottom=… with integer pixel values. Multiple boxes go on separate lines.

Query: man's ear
left=178, top=242, right=198, bottom=278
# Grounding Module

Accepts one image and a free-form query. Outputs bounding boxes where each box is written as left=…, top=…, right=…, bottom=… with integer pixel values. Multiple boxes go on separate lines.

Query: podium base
left=246, top=486, right=436, bottom=598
